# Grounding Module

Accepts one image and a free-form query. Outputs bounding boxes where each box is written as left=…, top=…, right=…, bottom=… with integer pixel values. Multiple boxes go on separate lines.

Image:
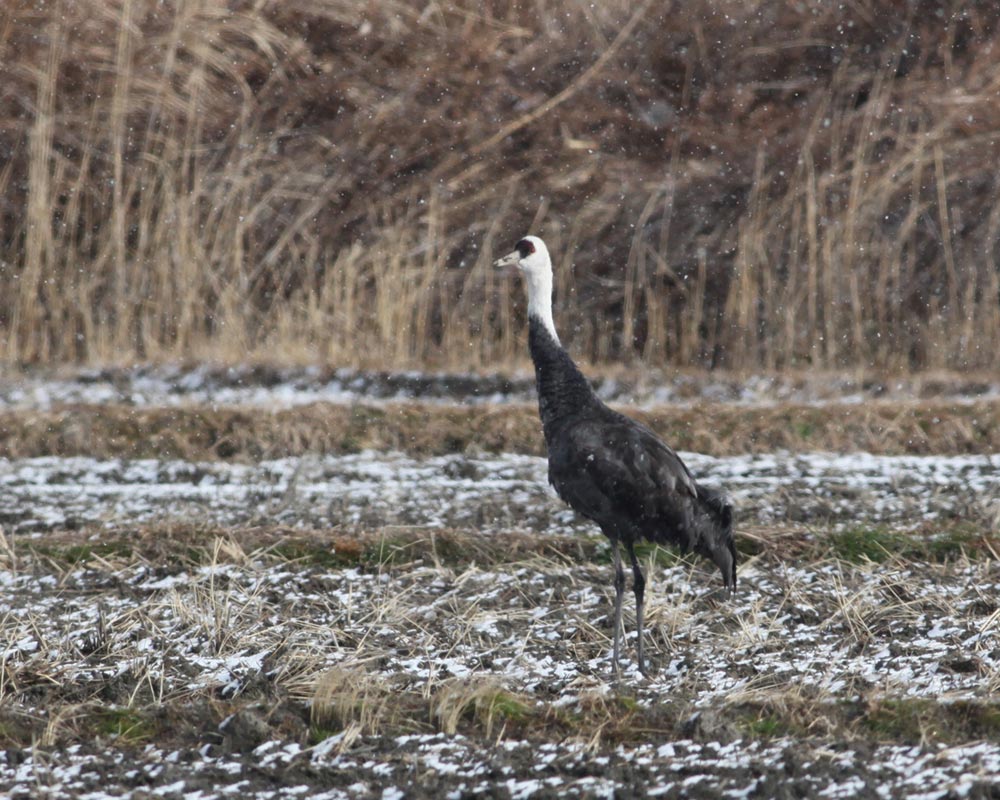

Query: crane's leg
left=625, top=541, right=649, bottom=677
left=611, top=541, right=625, bottom=676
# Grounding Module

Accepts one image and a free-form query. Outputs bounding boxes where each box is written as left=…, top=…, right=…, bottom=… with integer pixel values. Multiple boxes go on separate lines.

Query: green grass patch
left=31, top=541, right=134, bottom=566
left=308, top=724, right=344, bottom=745
left=91, top=707, right=158, bottom=744
left=485, top=691, right=533, bottom=724
left=633, top=542, right=687, bottom=569
left=923, top=523, right=993, bottom=561
left=828, top=523, right=999, bottom=565
left=864, top=698, right=938, bottom=741
left=268, top=541, right=347, bottom=569
left=366, top=533, right=421, bottom=566
left=793, top=421, right=815, bottom=440
left=590, top=540, right=691, bottom=570
left=862, top=699, right=1000, bottom=743
left=725, top=698, right=1000, bottom=744
left=741, top=711, right=789, bottom=738
left=828, top=526, right=910, bottom=563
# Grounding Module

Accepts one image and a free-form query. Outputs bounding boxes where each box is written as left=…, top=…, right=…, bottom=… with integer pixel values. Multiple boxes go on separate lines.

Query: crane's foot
left=699, top=584, right=734, bottom=603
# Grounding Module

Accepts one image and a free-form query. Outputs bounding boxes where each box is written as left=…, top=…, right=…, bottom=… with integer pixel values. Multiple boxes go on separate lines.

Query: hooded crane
left=494, top=235, right=736, bottom=677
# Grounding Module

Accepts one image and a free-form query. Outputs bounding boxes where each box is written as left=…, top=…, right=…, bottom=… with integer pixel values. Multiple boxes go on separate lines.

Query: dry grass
left=2, top=1, right=1000, bottom=370
left=14, top=520, right=999, bottom=578
left=0, top=396, right=996, bottom=460
left=3, top=522, right=999, bottom=753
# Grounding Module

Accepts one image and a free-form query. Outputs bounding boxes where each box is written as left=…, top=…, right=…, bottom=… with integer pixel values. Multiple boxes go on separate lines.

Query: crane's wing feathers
left=547, top=412, right=697, bottom=531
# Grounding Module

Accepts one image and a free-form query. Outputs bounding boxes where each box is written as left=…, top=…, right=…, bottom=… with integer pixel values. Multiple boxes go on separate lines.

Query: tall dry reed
left=1, top=0, right=998, bottom=371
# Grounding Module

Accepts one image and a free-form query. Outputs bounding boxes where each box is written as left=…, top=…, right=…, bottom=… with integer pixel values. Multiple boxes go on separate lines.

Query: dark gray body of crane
left=530, top=317, right=736, bottom=675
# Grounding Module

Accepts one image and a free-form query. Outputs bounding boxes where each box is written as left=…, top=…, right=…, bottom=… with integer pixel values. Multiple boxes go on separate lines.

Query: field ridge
left=0, top=397, right=997, bottom=461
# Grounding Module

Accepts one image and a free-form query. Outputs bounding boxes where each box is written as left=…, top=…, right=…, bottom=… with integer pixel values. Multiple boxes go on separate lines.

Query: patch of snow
left=0, top=451, right=995, bottom=535
left=2, top=365, right=998, bottom=410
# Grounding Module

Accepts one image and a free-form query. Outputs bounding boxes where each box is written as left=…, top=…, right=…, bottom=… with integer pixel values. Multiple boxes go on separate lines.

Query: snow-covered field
left=3, top=363, right=998, bottom=409
left=5, top=536, right=999, bottom=709
left=5, top=735, right=1000, bottom=799
left=2, top=510, right=999, bottom=797
left=1, top=369, right=999, bottom=799
left=1, top=450, right=997, bottom=534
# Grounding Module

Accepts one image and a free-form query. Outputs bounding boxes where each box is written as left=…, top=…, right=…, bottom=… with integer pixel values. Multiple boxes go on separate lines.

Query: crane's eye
left=515, top=239, right=536, bottom=258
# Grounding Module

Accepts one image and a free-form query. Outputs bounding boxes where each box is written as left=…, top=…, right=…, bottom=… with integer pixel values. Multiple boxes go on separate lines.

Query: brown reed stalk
left=0, top=0, right=998, bottom=372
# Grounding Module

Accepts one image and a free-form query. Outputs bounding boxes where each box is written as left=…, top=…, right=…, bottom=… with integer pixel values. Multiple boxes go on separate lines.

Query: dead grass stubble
left=2, top=525, right=1000, bottom=750
left=2, top=1, right=1000, bottom=370
left=0, top=397, right=996, bottom=461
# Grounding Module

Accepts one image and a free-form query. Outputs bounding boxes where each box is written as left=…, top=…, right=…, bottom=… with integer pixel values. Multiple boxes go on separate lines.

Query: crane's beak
left=493, top=250, right=521, bottom=275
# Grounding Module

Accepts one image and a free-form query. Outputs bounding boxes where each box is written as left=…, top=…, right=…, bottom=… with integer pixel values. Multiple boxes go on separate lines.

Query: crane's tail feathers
left=694, top=485, right=737, bottom=592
